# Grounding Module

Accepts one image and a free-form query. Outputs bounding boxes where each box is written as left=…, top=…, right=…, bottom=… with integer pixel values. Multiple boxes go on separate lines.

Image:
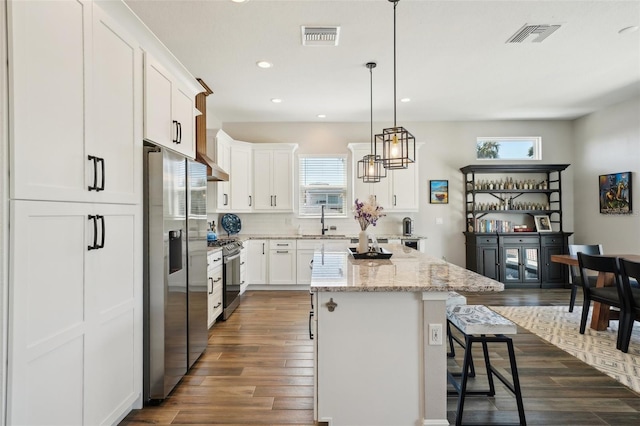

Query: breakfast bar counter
left=310, top=244, right=503, bottom=426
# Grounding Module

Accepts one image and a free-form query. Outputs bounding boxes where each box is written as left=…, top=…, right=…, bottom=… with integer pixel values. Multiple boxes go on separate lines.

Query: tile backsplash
left=208, top=212, right=414, bottom=237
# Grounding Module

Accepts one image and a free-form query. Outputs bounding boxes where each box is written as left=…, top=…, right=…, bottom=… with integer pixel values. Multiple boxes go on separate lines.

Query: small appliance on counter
left=402, top=217, right=413, bottom=236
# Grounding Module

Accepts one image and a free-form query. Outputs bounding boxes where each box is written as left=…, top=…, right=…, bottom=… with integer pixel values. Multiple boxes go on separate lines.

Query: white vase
left=358, top=230, right=369, bottom=253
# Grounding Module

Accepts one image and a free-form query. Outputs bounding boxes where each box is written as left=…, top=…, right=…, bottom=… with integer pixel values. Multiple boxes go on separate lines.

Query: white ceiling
left=125, top=0, right=640, bottom=123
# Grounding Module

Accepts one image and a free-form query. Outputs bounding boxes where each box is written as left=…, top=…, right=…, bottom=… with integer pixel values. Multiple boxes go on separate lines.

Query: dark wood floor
left=120, top=289, right=640, bottom=425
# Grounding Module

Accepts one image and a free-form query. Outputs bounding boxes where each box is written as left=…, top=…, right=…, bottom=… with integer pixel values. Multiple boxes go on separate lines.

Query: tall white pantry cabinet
left=7, top=1, right=143, bottom=425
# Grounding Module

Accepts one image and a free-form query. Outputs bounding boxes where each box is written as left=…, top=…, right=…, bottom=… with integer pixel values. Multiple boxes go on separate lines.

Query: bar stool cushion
left=446, top=291, right=467, bottom=307
left=447, top=305, right=517, bottom=335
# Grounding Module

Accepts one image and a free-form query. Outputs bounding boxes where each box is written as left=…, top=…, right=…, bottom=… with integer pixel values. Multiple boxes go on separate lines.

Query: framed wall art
left=599, top=171, right=632, bottom=214
left=429, top=180, right=448, bottom=204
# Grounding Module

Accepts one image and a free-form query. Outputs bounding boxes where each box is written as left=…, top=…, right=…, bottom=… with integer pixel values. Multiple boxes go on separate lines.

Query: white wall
left=572, top=96, right=640, bottom=253
left=218, top=119, right=575, bottom=266
left=1, top=0, right=8, bottom=420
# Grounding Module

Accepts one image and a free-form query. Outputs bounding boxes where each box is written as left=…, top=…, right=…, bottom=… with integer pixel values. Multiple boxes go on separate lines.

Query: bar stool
left=447, top=305, right=526, bottom=426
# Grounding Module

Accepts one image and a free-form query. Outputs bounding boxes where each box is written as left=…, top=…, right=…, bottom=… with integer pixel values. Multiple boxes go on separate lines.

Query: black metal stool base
left=447, top=321, right=526, bottom=426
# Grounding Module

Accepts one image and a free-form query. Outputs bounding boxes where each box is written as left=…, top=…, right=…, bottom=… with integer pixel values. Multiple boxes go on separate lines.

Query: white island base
left=314, top=290, right=449, bottom=426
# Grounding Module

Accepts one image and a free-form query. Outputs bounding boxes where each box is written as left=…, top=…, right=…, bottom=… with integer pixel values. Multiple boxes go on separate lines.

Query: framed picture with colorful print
left=429, top=180, right=448, bottom=204
left=599, top=171, right=632, bottom=214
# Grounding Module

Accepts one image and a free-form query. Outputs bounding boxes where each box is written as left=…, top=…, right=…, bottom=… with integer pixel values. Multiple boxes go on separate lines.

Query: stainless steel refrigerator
left=143, top=146, right=208, bottom=403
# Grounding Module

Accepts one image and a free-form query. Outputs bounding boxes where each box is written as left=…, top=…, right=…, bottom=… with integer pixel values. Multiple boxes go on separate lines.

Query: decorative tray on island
left=348, top=247, right=393, bottom=259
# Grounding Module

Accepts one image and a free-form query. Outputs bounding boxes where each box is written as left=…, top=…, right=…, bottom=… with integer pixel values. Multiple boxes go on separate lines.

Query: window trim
left=297, top=154, right=349, bottom=218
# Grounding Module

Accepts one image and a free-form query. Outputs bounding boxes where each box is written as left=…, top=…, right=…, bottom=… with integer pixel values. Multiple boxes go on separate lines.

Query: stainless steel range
left=208, top=239, right=243, bottom=319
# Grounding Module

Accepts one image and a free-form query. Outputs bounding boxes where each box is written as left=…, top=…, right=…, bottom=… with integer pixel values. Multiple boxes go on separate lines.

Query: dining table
left=550, top=254, right=640, bottom=331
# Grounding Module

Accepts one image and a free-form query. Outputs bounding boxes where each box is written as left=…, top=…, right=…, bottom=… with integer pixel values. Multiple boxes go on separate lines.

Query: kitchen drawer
left=207, top=249, right=223, bottom=269
left=269, top=239, right=296, bottom=250
left=500, top=236, right=539, bottom=245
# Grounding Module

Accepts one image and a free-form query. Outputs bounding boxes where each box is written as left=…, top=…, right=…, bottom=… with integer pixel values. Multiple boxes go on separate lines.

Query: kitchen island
left=310, top=244, right=503, bottom=426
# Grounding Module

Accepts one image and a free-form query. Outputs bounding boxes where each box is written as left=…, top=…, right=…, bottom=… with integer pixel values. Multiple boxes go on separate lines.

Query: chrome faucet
left=321, top=205, right=328, bottom=235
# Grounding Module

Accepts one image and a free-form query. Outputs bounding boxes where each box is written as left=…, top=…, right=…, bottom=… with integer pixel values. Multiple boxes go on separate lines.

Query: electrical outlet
left=429, top=324, right=443, bottom=345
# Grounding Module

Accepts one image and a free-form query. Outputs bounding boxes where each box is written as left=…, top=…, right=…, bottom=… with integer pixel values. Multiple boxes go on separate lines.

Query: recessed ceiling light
left=271, top=98, right=282, bottom=103
left=619, top=25, right=639, bottom=34
left=400, top=98, right=411, bottom=103
left=256, top=61, right=273, bottom=69
left=317, top=114, right=326, bottom=118
left=231, top=0, right=248, bottom=3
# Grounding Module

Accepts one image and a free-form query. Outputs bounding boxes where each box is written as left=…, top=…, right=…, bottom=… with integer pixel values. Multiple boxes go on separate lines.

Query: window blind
left=299, top=156, right=347, bottom=216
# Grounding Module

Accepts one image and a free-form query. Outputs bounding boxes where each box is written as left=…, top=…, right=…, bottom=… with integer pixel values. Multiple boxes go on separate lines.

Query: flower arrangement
left=353, top=195, right=386, bottom=231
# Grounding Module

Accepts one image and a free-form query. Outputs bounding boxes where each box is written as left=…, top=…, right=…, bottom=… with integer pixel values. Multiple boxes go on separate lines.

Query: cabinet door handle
left=177, top=122, right=182, bottom=144
left=96, top=215, right=105, bottom=249
left=213, top=277, right=222, bottom=282
left=270, top=195, right=274, bottom=206
left=249, top=195, right=252, bottom=206
left=97, top=157, right=105, bottom=191
left=276, top=250, right=289, bottom=254
left=87, top=155, right=98, bottom=191
left=393, top=195, right=397, bottom=206
left=172, top=120, right=179, bottom=143
left=213, top=302, right=222, bottom=309
left=309, top=310, right=314, bottom=340
left=213, top=257, right=221, bottom=262
left=273, top=195, right=277, bottom=206
left=240, top=261, right=245, bottom=265
left=87, top=215, right=98, bottom=250
left=262, top=243, right=265, bottom=255
left=209, top=277, right=214, bottom=294
left=224, top=193, right=228, bottom=206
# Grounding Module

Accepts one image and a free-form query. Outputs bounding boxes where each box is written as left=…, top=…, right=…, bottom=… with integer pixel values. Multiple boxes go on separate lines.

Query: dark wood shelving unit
left=460, top=164, right=572, bottom=288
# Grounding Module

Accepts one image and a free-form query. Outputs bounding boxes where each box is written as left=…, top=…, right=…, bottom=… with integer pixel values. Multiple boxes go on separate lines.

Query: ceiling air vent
left=507, top=24, right=561, bottom=43
left=301, top=26, right=340, bottom=46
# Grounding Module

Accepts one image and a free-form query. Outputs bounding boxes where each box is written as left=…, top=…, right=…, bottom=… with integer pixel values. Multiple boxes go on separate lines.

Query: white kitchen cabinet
left=215, top=131, right=232, bottom=211
left=269, top=240, right=297, bottom=284
left=350, top=144, right=420, bottom=212
left=253, top=145, right=296, bottom=211
left=7, top=3, right=143, bottom=425
left=207, top=249, right=223, bottom=327
left=247, top=239, right=268, bottom=285
left=240, top=246, right=248, bottom=294
left=9, top=200, right=141, bottom=426
left=9, top=0, right=140, bottom=205
left=143, top=52, right=196, bottom=158
left=230, top=143, right=254, bottom=212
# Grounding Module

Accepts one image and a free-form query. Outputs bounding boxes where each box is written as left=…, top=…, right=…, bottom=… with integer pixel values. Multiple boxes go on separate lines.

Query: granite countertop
left=310, top=244, right=503, bottom=293
left=217, top=234, right=426, bottom=241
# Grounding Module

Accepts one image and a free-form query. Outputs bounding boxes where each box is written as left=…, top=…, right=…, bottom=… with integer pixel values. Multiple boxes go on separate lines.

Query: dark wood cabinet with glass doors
left=461, top=164, right=571, bottom=288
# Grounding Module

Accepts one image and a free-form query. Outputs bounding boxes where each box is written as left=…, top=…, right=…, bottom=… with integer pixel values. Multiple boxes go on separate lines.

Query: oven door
left=222, top=251, right=241, bottom=319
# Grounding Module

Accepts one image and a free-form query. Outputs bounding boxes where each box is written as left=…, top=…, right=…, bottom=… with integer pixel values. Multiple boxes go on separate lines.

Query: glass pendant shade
left=375, top=126, right=415, bottom=170
left=358, top=61, right=386, bottom=183
left=376, top=0, right=415, bottom=170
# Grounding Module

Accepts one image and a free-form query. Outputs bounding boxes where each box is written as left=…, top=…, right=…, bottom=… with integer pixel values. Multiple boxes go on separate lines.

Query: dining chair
left=577, top=253, right=625, bottom=348
left=568, top=244, right=603, bottom=312
left=617, top=258, right=640, bottom=353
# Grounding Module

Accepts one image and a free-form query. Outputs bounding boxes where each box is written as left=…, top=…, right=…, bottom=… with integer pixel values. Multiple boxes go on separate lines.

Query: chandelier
left=357, top=62, right=386, bottom=183
left=375, top=0, right=415, bottom=170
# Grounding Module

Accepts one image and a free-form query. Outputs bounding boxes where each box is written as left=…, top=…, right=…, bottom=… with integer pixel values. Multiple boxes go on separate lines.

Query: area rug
left=490, top=305, right=640, bottom=394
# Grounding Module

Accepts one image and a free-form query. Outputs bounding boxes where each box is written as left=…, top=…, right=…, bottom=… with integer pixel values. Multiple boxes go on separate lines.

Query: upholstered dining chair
left=618, top=258, right=640, bottom=353
left=568, top=244, right=603, bottom=312
left=577, top=253, right=625, bottom=349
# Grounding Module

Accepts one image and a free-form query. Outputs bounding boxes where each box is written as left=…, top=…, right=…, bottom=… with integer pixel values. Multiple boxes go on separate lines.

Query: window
left=476, top=137, right=542, bottom=160
left=298, top=155, right=347, bottom=217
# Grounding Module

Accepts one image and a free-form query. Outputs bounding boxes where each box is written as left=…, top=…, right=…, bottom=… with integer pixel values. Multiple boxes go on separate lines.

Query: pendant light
left=375, top=0, right=415, bottom=170
left=357, top=62, right=387, bottom=183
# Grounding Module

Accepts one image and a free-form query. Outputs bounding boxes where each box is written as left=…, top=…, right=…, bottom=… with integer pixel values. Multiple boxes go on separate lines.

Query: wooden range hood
left=195, top=79, right=229, bottom=182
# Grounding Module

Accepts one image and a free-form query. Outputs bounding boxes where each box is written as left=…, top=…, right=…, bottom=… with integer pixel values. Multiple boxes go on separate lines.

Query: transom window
left=476, top=137, right=542, bottom=160
left=298, top=155, right=347, bottom=217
